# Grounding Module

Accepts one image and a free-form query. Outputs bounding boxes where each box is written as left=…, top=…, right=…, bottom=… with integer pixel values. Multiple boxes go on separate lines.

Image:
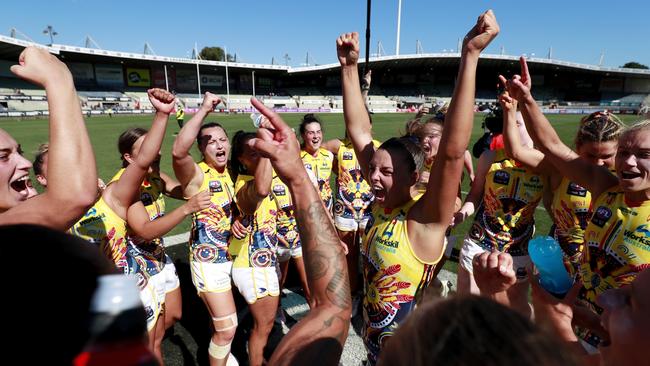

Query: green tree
left=621, top=61, right=649, bottom=69
left=199, top=46, right=236, bottom=62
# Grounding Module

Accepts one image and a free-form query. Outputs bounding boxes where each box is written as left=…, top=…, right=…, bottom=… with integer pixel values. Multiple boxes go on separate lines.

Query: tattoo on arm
left=295, top=201, right=351, bottom=309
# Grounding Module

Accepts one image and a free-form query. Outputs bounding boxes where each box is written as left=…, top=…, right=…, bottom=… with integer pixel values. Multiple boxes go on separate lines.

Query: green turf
left=0, top=112, right=642, bottom=246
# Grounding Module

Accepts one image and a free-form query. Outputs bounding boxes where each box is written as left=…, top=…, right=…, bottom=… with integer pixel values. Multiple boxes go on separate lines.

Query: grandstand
left=1, top=34, right=649, bottom=117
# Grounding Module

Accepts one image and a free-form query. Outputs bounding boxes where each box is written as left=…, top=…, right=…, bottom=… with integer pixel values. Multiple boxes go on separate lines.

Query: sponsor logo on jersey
left=272, top=184, right=286, bottom=196
left=567, top=182, right=588, bottom=197
left=209, top=180, right=223, bottom=193
left=493, top=170, right=510, bottom=185
left=623, top=224, right=650, bottom=247
left=591, top=206, right=612, bottom=228
left=141, top=192, right=154, bottom=206
left=343, top=151, right=354, bottom=160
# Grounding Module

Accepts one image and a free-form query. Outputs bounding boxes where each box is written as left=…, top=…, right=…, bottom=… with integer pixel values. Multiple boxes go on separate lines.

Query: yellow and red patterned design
left=361, top=194, right=441, bottom=365
left=469, top=149, right=543, bottom=255
left=70, top=175, right=128, bottom=272
left=301, top=148, right=334, bottom=209
left=550, top=176, right=592, bottom=275
left=231, top=175, right=279, bottom=268
left=270, top=173, right=300, bottom=250
left=579, top=186, right=650, bottom=310
left=189, top=161, right=235, bottom=264
left=334, top=139, right=379, bottom=224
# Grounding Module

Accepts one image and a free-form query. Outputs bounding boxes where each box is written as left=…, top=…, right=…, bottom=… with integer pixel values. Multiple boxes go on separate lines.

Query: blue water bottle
left=528, top=236, right=574, bottom=297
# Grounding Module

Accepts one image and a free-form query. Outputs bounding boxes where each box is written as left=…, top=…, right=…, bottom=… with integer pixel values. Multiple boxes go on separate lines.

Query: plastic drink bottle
left=250, top=112, right=264, bottom=128
left=528, top=236, right=574, bottom=297
left=74, top=274, right=157, bottom=366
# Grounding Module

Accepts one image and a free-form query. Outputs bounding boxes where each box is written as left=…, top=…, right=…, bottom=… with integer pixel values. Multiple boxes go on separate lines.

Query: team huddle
left=1, top=9, right=649, bottom=366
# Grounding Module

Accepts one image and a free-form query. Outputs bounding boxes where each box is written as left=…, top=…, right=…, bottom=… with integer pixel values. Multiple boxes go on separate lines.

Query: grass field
left=0, top=112, right=642, bottom=258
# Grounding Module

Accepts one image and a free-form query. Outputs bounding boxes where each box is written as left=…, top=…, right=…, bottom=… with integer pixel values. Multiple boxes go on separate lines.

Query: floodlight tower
left=42, top=25, right=58, bottom=46
left=395, top=0, right=402, bottom=55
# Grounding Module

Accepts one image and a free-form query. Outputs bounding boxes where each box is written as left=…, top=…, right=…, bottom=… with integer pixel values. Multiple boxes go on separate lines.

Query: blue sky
left=2, top=0, right=648, bottom=68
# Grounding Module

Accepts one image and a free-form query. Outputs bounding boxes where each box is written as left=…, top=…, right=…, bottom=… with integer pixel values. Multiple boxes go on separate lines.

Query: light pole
left=43, top=25, right=58, bottom=46
left=395, top=0, right=402, bottom=55
left=252, top=70, right=256, bottom=98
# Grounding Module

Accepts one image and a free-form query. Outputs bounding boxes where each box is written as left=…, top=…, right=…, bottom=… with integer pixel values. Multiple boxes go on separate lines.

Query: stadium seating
left=610, top=94, right=649, bottom=106
left=297, top=96, right=330, bottom=109
left=77, top=91, right=126, bottom=98
left=367, top=96, right=397, bottom=112
left=261, top=96, right=297, bottom=108
left=7, top=99, right=48, bottom=111
left=329, top=96, right=343, bottom=110
left=225, top=95, right=253, bottom=110
left=124, top=92, right=153, bottom=109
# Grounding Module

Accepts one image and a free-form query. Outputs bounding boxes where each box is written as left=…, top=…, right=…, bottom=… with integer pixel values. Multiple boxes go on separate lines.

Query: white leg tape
left=208, top=340, right=232, bottom=360
left=212, top=312, right=238, bottom=332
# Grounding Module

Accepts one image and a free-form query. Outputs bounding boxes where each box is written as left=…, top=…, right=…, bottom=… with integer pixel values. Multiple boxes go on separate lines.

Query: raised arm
left=321, top=139, right=342, bottom=155
left=506, top=58, right=618, bottom=198
left=105, top=89, right=174, bottom=217
left=499, top=89, right=553, bottom=174
left=127, top=190, right=211, bottom=241
left=235, top=154, right=272, bottom=215
left=338, top=33, right=375, bottom=179
left=171, top=92, right=222, bottom=195
left=409, top=10, right=500, bottom=261
left=452, top=149, right=492, bottom=227
left=159, top=171, right=184, bottom=200
left=463, top=150, right=475, bottom=183
left=248, top=98, right=350, bottom=365
left=0, top=47, right=97, bottom=230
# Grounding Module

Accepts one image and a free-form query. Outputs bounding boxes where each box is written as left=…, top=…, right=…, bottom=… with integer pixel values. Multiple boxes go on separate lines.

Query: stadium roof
left=2, top=34, right=650, bottom=78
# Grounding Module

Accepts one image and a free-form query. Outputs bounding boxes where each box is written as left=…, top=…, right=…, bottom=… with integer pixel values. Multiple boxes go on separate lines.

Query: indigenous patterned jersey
left=301, top=148, right=334, bottom=209
left=70, top=196, right=129, bottom=272
left=579, top=186, right=650, bottom=311
left=110, top=169, right=168, bottom=279
left=334, top=139, right=378, bottom=220
left=231, top=175, right=279, bottom=268
left=361, top=194, right=442, bottom=365
left=270, top=173, right=299, bottom=249
left=551, top=177, right=592, bottom=274
left=469, top=149, right=543, bottom=254
left=189, top=161, right=234, bottom=264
